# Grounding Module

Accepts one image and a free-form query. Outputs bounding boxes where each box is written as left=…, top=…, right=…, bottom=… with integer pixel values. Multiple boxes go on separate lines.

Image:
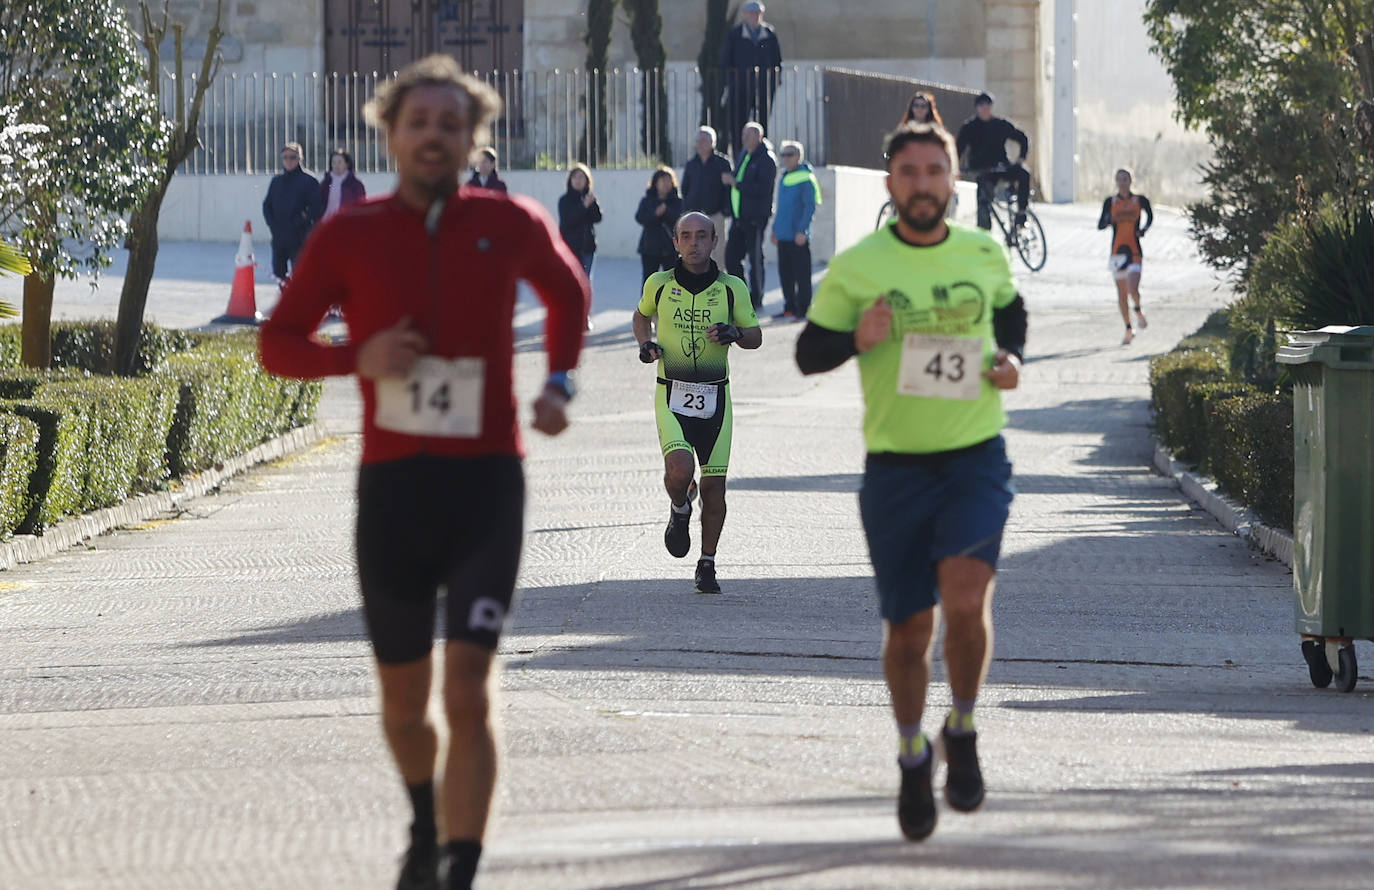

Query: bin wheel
left=1335, top=644, right=1358, bottom=693
left=1302, top=639, right=1333, bottom=688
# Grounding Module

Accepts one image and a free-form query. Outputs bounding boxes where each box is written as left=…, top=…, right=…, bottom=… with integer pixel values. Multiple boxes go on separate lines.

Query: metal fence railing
left=163, top=66, right=828, bottom=175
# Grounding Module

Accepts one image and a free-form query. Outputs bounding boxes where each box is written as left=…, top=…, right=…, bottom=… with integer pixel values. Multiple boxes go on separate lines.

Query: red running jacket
left=259, top=188, right=589, bottom=464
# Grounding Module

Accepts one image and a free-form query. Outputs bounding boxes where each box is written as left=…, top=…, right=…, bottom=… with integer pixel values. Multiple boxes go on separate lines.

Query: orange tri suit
left=1097, top=192, right=1154, bottom=279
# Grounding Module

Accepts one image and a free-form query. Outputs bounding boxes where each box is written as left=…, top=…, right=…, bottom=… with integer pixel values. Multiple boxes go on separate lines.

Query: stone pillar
left=982, top=0, right=1043, bottom=182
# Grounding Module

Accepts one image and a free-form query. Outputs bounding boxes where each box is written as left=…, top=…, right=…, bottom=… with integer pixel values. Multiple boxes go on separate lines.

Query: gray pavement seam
left=1151, top=442, right=1295, bottom=567
left=0, top=421, right=326, bottom=573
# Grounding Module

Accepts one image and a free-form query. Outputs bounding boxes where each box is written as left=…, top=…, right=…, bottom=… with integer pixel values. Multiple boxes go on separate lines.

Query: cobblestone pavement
left=4, top=205, right=1373, bottom=890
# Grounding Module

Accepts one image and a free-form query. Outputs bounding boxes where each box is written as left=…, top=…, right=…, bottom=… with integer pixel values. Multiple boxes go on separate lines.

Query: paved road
left=4, top=205, right=1372, bottom=890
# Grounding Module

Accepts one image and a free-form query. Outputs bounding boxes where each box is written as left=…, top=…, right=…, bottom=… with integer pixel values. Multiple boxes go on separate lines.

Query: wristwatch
left=545, top=370, right=577, bottom=401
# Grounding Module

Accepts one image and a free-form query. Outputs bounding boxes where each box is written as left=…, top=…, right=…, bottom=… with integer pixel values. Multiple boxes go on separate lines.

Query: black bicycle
left=971, top=166, right=1047, bottom=272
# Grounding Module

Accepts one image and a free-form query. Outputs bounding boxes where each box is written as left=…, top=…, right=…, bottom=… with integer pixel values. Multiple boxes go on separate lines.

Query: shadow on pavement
left=486, top=785, right=1374, bottom=889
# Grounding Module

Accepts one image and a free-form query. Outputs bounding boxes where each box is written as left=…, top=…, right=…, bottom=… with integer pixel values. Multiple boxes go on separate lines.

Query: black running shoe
left=664, top=500, right=692, bottom=558
left=897, top=742, right=937, bottom=841
left=395, top=842, right=439, bottom=890
left=940, top=726, right=985, bottom=812
left=694, top=559, right=721, bottom=594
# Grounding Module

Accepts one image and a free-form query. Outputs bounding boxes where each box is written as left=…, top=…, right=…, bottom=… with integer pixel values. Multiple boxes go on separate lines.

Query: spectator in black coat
left=719, top=0, right=783, bottom=158
left=680, top=125, right=733, bottom=267
left=723, top=122, right=777, bottom=310
left=557, top=163, right=602, bottom=279
left=635, top=166, right=684, bottom=282
left=262, top=141, right=323, bottom=284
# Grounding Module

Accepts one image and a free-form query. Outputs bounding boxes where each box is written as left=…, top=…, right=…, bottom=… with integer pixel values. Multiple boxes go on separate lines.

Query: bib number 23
left=897, top=334, right=983, bottom=401
left=669, top=381, right=719, bottom=419
left=374, top=356, right=485, bottom=437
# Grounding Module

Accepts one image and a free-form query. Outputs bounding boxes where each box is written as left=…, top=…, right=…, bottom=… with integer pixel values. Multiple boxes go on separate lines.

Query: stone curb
left=1151, top=442, right=1295, bottom=568
left=0, top=422, right=326, bottom=572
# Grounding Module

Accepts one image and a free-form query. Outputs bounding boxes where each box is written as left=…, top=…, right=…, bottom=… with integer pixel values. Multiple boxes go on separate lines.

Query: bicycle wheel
left=1014, top=209, right=1047, bottom=272
left=875, top=199, right=895, bottom=231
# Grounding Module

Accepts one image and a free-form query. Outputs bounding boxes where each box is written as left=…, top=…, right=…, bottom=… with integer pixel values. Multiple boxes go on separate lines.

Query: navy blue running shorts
left=355, top=454, right=525, bottom=664
left=858, top=435, right=1014, bottom=626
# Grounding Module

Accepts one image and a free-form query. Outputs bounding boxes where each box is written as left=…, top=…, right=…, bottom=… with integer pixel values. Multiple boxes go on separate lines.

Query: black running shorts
left=355, top=454, right=525, bottom=664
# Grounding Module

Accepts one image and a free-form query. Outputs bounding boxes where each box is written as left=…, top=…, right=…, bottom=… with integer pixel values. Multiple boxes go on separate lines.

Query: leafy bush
left=1206, top=390, right=1294, bottom=528
left=50, top=321, right=200, bottom=376
left=0, top=412, right=39, bottom=536
left=0, top=326, right=318, bottom=536
left=4, top=400, right=90, bottom=532
left=164, top=339, right=321, bottom=477
left=1149, top=344, right=1230, bottom=461
left=0, top=325, right=20, bottom=368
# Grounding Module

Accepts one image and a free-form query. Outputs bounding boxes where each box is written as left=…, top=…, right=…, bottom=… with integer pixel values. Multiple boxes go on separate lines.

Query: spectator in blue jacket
left=770, top=140, right=820, bottom=320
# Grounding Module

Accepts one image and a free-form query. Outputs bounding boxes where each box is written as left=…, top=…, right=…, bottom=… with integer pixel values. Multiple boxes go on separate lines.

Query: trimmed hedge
left=0, top=324, right=321, bottom=537
left=50, top=321, right=200, bottom=376
left=1150, top=318, right=1295, bottom=531
left=1149, top=343, right=1229, bottom=462
left=0, top=413, right=39, bottom=536
left=1206, top=390, right=1293, bottom=528
left=164, top=343, right=322, bottom=477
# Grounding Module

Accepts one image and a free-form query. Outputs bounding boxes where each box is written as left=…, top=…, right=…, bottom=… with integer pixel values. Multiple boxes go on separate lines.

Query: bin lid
left=1276, top=325, right=1374, bottom=368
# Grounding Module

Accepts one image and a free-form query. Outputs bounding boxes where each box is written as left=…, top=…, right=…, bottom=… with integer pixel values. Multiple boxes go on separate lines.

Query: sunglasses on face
left=282, top=154, right=299, bottom=160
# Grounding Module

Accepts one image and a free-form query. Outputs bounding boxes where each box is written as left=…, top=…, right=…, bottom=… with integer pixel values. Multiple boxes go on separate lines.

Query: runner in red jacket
left=259, top=55, right=587, bottom=890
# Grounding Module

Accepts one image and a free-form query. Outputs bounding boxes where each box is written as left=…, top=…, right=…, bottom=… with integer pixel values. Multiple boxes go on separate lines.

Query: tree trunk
left=583, top=0, right=615, bottom=165
left=114, top=177, right=169, bottom=376
left=698, top=0, right=730, bottom=129
left=21, top=271, right=53, bottom=369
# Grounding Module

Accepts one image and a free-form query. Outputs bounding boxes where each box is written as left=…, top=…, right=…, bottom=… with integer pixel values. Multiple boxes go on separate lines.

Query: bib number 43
left=897, top=334, right=983, bottom=401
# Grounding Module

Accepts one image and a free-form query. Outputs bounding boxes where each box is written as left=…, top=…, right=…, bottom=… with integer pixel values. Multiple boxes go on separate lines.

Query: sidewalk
left=3, top=205, right=1372, bottom=890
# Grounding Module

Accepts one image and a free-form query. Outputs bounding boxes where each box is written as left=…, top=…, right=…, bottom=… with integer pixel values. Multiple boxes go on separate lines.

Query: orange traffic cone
left=212, top=221, right=262, bottom=325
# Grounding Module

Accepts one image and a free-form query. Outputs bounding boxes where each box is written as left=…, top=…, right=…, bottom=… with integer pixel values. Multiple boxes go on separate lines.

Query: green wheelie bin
left=1277, top=325, right=1374, bottom=692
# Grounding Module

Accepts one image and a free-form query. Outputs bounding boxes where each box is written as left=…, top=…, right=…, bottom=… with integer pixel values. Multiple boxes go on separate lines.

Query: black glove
left=711, top=323, right=742, bottom=345
left=638, top=340, right=663, bottom=363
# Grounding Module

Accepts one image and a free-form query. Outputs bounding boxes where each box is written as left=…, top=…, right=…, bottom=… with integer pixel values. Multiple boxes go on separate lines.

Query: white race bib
left=669, top=380, right=720, bottom=419
left=374, top=356, right=485, bottom=437
left=897, top=334, right=984, bottom=401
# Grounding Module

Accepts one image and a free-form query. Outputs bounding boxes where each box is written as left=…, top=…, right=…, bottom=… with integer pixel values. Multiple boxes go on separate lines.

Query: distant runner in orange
left=1098, top=168, right=1153, bottom=345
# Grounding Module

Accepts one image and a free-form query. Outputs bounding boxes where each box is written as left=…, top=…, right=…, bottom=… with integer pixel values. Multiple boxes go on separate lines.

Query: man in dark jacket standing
left=955, top=92, right=1031, bottom=233
left=680, top=125, right=733, bottom=267
left=723, top=122, right=777, bottom=311
left=262, top=142, right=323, bottom=284
left=719, top=0, right=783, bottom=159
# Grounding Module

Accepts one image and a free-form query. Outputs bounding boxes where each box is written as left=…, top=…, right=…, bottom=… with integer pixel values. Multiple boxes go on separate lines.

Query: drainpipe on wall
left=1052, top=0, right=1077, bottom=203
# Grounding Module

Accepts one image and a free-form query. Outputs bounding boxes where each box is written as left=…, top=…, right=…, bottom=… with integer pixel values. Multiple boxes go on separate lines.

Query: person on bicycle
left=1098, top=167, right=1153, bottom=344
left=900, top=91, right=944, bottom=129
left=955, top=92, right=1029, bottom=233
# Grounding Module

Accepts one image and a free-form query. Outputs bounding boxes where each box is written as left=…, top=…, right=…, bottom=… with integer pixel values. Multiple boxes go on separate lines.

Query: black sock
left=444, top=840, right=483, bottom=889
left=407, top=781, right=437, bottom=849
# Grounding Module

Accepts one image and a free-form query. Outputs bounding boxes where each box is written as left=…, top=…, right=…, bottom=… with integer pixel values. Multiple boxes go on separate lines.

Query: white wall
left=1074, top=0, right=1211, bottom=205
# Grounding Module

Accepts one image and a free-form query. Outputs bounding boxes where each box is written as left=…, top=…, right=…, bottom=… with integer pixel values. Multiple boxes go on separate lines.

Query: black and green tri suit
left=637, top=260, right=759, bottom=476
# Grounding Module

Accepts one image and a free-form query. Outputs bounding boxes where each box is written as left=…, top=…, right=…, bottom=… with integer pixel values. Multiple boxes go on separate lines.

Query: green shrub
left=35, top=379, right=176, bottom=511
left=1206, top=390, right=1294, bottom=529
left=0, top=326, right=21, bottom=369
left=1149, top=345, right=1230, bottom=461
left=50, top=321, right=200, bottom=376
left=3, top=400, right=91, bottom=533
left=0, top=413, right=40, bottom=537
left=1188, top=380, right=1260, bottom=475
left=164, top=339, right=321, bottom=477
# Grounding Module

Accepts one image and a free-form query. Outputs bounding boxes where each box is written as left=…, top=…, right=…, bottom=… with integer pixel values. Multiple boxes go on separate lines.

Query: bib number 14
left=374, top=356, right=485, bottom=437
left=897, top=334, right=983, bottom=401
